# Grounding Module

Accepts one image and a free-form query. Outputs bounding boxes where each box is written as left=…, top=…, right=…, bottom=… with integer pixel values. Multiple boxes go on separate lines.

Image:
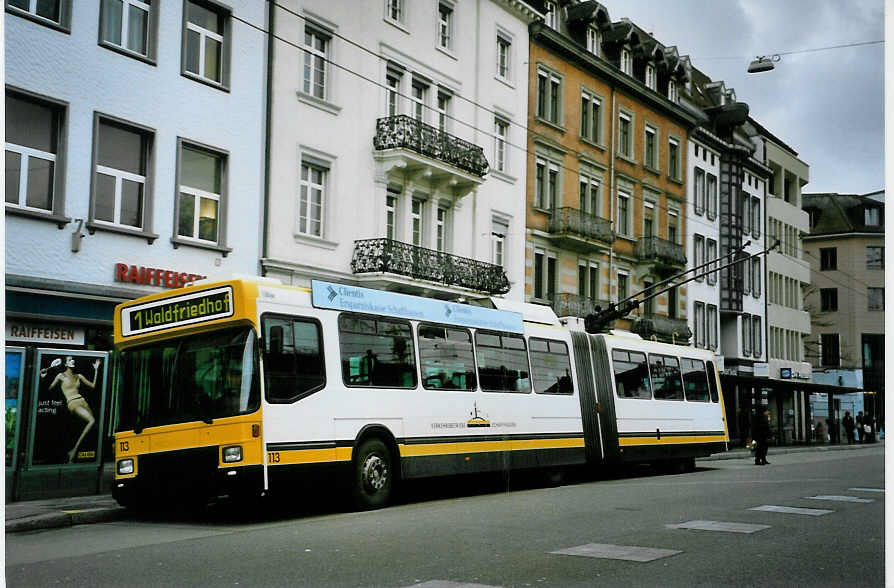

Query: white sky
left=606, top=0, right=885, bottom=194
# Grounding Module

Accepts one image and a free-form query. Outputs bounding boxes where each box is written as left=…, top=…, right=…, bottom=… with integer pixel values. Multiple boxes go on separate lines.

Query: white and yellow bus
left=112, top=278, right=728, bottom=509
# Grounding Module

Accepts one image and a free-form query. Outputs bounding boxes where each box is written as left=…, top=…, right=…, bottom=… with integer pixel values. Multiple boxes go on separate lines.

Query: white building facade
left=262, top=0, right=539, bottom=301
left=5, top=0, right=267, bottom=498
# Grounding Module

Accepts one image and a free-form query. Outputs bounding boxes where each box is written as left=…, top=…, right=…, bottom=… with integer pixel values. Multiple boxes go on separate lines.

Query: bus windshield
left=117, top=327, right=260, bottom=432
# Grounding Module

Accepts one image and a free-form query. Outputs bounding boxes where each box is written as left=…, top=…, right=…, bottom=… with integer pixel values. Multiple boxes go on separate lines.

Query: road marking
left=666, top=520, right=770, bottom=534
left=749, top=505, right=833, bottom=516
left=551, top=543, right=681, bottom=562
left=849, top=487, right=885, bottom=493
left=805, top=495, right=874, bottom=503
left=405, top=583, right=502, bottom=588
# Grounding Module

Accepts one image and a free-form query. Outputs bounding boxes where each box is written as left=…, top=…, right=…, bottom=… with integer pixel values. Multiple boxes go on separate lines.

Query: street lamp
left=747, top=55, right=780, bottom=73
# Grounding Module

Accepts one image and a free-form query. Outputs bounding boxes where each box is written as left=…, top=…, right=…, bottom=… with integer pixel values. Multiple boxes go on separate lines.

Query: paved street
left=6, top=446, right=884, bottom=587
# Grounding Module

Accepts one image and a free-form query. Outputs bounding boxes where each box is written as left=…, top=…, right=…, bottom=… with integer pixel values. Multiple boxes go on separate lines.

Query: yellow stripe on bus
left=618, top=435, right=727, bottom=446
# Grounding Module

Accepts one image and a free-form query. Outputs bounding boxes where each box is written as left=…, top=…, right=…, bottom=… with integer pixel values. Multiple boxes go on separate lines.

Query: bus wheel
left=352, top=438, right=393, bottom=510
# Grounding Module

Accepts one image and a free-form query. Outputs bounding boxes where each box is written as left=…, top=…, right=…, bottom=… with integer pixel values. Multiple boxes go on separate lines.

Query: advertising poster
left=31, top=350, right=108, bottom=466
left=6, top=348, right=26, bottom=469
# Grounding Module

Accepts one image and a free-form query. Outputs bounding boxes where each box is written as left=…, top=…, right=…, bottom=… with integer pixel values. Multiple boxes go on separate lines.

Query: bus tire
left=352, top=438, right=393, bottom=510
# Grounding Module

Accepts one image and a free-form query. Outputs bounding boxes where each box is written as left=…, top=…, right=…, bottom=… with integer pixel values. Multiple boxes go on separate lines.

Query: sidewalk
left=5, top=441, right=883, bottom=534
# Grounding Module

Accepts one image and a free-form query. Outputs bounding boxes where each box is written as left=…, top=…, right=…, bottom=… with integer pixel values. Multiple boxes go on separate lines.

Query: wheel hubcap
left=362, top=454, right=388, bottom=493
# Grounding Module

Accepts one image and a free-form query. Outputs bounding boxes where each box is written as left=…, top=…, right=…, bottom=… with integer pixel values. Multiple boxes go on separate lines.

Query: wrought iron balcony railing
left=635, top=236, right=687, bottom=267
left=351, top=238, right=510, bottom=295
left=548, top=208, right=613, bottom=244
left=632, top=313, right=692, bottom=344
left=373, top=115, right=489, bottom=177
left=552, top=292, right=612, bottom=318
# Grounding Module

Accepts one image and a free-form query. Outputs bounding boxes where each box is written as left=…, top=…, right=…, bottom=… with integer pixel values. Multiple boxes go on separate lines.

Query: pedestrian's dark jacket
left=752, top=415, right=770, bottom=442
left=843, top=414, right=855, bottom=432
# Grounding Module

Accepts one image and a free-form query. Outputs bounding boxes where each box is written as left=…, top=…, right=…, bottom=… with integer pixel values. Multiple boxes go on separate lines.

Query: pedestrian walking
left=752, top=409, right=771, bottom=465
left=843, top=411, right=855, bottom=444
left=856, top=411, right=865, bottom=443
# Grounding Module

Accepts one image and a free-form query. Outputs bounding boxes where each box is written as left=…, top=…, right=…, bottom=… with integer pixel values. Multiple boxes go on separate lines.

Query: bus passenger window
left=681, top=358, right=710, bottom=402
left=650, top=354, right=683, bottom=400
left=475, top=331, right=530, bottom=393
left=611, top=349, right=651, bottom=399
left=419, top=324, right=476, bottom=391
left=262, top=316, right=325, bottom=403
left=339, top=314, right=416, bottom=388
left=530, top=338, right=573, bottom=395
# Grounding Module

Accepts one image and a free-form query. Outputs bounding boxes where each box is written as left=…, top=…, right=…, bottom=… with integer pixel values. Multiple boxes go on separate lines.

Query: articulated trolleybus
left=113, top=278, right=728, bottom=509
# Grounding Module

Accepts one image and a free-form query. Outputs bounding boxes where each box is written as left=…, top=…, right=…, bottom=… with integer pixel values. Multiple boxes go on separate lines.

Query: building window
left=6, top=0, right=70, bottom=29
left=298, top=160, right=325, bottom=238
left=820, top=247, right=837, bottom=270
left=821, top=333, right=840, bottom=367
left=534, top=158, right=559, bottom=210
left=386, top=71, right=401, bottom=116
left=578, top=261, right=599, bottom=302
left=645, top=64, right=656, bottom=90
left=752, top=316, right=762, bottom=358
left=492, top=219, right=508, bottom=267
left=643, top=201, right=655, bottom=237
left=435, top=205, right=448, bottom=252
left=411, top=80, right=427, bottom=122
left=694, top=301, right=705, bottom=347
left=667, top=210, right=679, bottom=244
left=411, top=198, right=424, bottom=246
left=580, top=90, right=601, bottom=144
left=100, top=0, right=154, bottom=58
left=694, top=235, right=705, bottom=282
left=707, top=304, right=718, bottom=349
left=706, top=173, right=717, bottom=219
left=618, top=112, right=632, bottom=158
left=497, top=34, right=511, bottom=80
left=644, top=125, right=657, bottom=169
left=617, top=271, right=629, bottom=301
left=92, top=117, right=151, bottom=230
left=820, top=288, right=838, bottom=312
left=751, top=257, right=761, bottom=298
left=436, top=91, right=451, bottom=133
left=536, top=67, right=562, bottom=124
left=742, top=313, right=752, bottom=356
left=742, top=195, right=752, bottom=235
left=694, top=167, right=705, bottom=215
left=616, top=189, right=631, bottom=236
left=865, top=206, right=880, bottom=226
left=534, top=250, right=557, bottom=302
left=303, top=24, right=330, bottom=100
left=543, top=0, right=557, bottom=29
left=751, top=197, right=761, bottom=238
left=586, top=26, right=600, bottom=55
left=620, top=48, right=632, bottom=75
left=5, top=91, right=62, bottom=213
left=385, top=0, right=403, bottom=23
left=668, top=137, right=681, bottom=180
left=177, top=142, right=225, bottom=245
left=183, top=0, right=229, bottom=87
left=866, top=246, right=884, bottom=269
left=667, top=287, right=678, bottom=318
left=385, top=191, right=397, bottom=240
left=579, top=172, right=600, bottom=216
left=494, top=118, right=509, bottom=173
left=437, top=2, right=452, bottom=50
left=668, top=78, right=678, bottom=102
left=706, top=239, right=717, bottom=285
left=868, top=287, right=885, bottom=311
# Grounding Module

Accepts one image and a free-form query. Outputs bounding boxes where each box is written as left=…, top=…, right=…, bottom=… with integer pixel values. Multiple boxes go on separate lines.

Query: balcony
left=546, top=208, right=613, bottom=252
left=552, top=293, right=612, bottom=319
left=351, top=238, right=510, bottom=295
left=373, top=115, right=489, bottom=179
left=635, top=237, right=687, bottom=273
left=632, top=313, right=691, bottom=345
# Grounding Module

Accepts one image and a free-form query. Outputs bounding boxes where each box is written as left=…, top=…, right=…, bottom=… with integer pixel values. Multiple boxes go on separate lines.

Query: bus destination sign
left=121, top=286, right=235, bottom=337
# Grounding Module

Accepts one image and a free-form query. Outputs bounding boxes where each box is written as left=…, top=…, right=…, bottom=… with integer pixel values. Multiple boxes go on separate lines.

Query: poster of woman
left=31, top=350, right=108, bottom=466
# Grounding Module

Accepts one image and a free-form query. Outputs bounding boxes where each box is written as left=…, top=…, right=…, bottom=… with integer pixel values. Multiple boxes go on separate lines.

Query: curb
left=6, top=506, right=128, bottom=534
left=699, top=442, right=883, bottom=462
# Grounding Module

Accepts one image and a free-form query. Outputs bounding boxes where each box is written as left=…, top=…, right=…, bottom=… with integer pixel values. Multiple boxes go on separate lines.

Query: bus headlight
left=117, top=459, right=134, bottom=475
left=222, top=446, right=243, bottom=463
